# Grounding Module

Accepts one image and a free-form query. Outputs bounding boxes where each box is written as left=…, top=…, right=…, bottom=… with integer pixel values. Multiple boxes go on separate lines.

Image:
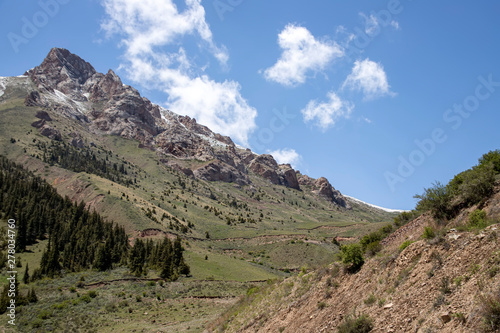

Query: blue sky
left=1, top=0, right=500, bottom=210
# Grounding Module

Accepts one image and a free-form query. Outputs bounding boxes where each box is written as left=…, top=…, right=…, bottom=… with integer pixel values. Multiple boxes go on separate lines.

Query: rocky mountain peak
left=26, top=48, right=97, bottom=99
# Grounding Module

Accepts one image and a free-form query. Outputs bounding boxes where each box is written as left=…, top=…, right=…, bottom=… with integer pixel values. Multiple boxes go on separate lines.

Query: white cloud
left=263, top=24, right=344, bottom=86
left=101, top=0, right=228, bottom=65
left=360, top=116, right=372, bottom=124
left=301, top=91, right=353, bottom=130
left=101, top=0, right=257, bottom=146
left=268, top=148, right=301, bottom=168
left=390, top=20, right=400, bottom=30
left=342, top=58, right=394, bottom=100
left=361, top=13, right=380, bottom=36
left=360, top=12, right=400, bottom=36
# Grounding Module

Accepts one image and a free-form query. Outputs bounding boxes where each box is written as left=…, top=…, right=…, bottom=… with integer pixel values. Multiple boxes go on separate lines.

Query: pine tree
left=15, top=212, right=27, bottom=252
left=27, top=287, right=38, bottom=303
left=160, top=254, right=173, bottom=280
left=94, top=243, right=112, bottom=271
left=129, top=239, right=146, bottom=277
left=178, top=257, right=190, bottom=276
left=23, top=263, right=30, bottom=284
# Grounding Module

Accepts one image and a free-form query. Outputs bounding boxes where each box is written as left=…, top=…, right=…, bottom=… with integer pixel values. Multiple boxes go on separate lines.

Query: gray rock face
left=39, top=125, right=62, bottom=141
left=314, top=177, right=351, bottom=208
left=279, top=164, right=300, bottom=190
left=248, top=155, right=300, bottom=190
left=296, top=173, right=350, bottom=209
left=35, top=110, right=52, bottom=121
left=193, top=161, right=250, bottom=186
left=249, top=154, right=281, bottom=185
left=26, top=47, right=96, bottom=100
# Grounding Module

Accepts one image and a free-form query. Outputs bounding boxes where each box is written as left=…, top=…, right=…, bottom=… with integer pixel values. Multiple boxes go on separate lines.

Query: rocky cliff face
left=21, top=47, right=349, bottom=207
left=297, top=173, right=351, bottom=208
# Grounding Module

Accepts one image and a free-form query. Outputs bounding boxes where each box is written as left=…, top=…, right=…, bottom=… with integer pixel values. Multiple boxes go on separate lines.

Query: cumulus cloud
left=101, top=0, right=257, bottom=146
left=301, top=91, right=353, bottom=130
left=263, top=24, right=344, bottom=86
left=268, top=148, right=301, bottom=168
left=342, top=58, right=394, bottom=100
left=102, top=0, right=228, bottom=64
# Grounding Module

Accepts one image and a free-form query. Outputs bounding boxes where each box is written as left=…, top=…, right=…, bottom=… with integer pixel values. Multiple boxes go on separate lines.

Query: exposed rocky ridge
left=19, top=48, right=349, bottom=206
left=248, top=155, right=300, bottom=190
left=297, top=173, right=351, bottom=208
left=214, top=185, right=500, bottom=333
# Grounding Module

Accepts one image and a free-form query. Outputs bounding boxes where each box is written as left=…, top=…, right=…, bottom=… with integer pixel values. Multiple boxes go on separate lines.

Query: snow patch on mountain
left=0, top=77, right=6, bottom=98
left=344, top=195, right=407, bottom=213
left=46, top=90, right=91, bottom=115
left=196, top=133, right=228, bottom=149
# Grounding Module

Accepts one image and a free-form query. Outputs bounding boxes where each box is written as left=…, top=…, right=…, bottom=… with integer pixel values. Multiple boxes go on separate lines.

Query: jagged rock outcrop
left=35, top=110, right=52, bottom=121
left=25, top=48, right=163, bottom=141
left=26, top=47, right=96, bottom=101
left=25, top=91, right=46, bottom=107
left=248, top=155, right=300, bottom=190
left=296, top=173, right=350, bottom=209
left=314, top=177, right=350, bottom=208
left=31, top=119, right=46, bottom=129
left=193, top=161, right=250, bottom=185
left=248, top=154, right=281, bottom=185
left=279, top=164, right=300, bottom=190
left=39, top=124, right=62, bottom=141
left=69, top=132, right=84, bottom=148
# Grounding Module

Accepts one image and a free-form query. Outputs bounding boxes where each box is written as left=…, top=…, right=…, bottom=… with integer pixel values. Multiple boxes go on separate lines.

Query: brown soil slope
left=210, top=188, right=500, bottom=333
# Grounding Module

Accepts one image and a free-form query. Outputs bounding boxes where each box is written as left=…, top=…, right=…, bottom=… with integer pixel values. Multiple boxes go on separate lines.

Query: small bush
left=337, top=313, right=373, bottom=333
left=360, top=232, right=382, bottom=251
left=433, top=294, right=446, bottom=309
left=488, top=266, right=499, bottom=278
left=31, top=318, right=43, bottom=328
left=468, top=209, right=489, bottom=230
left=399, top=240, right=414, bottom=251
left=459, top=164, right=495, bottom=206
left=317, top=301, right=327, bottom=310
left=414, top=181, right=452, bottom=220
left=37, top=310, right=52, bottom=320
left=364, top=294, right=376, bottom=306
left=340, top=243, right=364, bottom=273
left=439, top=277, right=451, bottom=295
left=453, top=312, right=467, bottom=324
left=105, top=303, right=117, bottom=313
left=365, top=241, right=382, bottom=257
left=479, top=291, right=500, bottom=332
left=80, top=294, right=92, bottom=303
left=422, top=226, right=436, bottom=240
left=394, top=211, right=417, bottom=227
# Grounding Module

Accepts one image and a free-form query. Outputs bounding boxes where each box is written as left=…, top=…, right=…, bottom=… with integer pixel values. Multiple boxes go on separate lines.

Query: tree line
left=37, top=141, right=133, bottom=186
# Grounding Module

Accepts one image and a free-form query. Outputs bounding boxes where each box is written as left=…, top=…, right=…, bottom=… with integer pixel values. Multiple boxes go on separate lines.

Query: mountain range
left=6, top=47, right=370, bottom=210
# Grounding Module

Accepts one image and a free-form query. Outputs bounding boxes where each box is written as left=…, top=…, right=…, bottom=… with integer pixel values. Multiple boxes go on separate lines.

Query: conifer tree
left=129, top=239, right=146, bottom=277
left=23, top=263, right=30, bottom=284
left=27, top=287, right=38, bottom=303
